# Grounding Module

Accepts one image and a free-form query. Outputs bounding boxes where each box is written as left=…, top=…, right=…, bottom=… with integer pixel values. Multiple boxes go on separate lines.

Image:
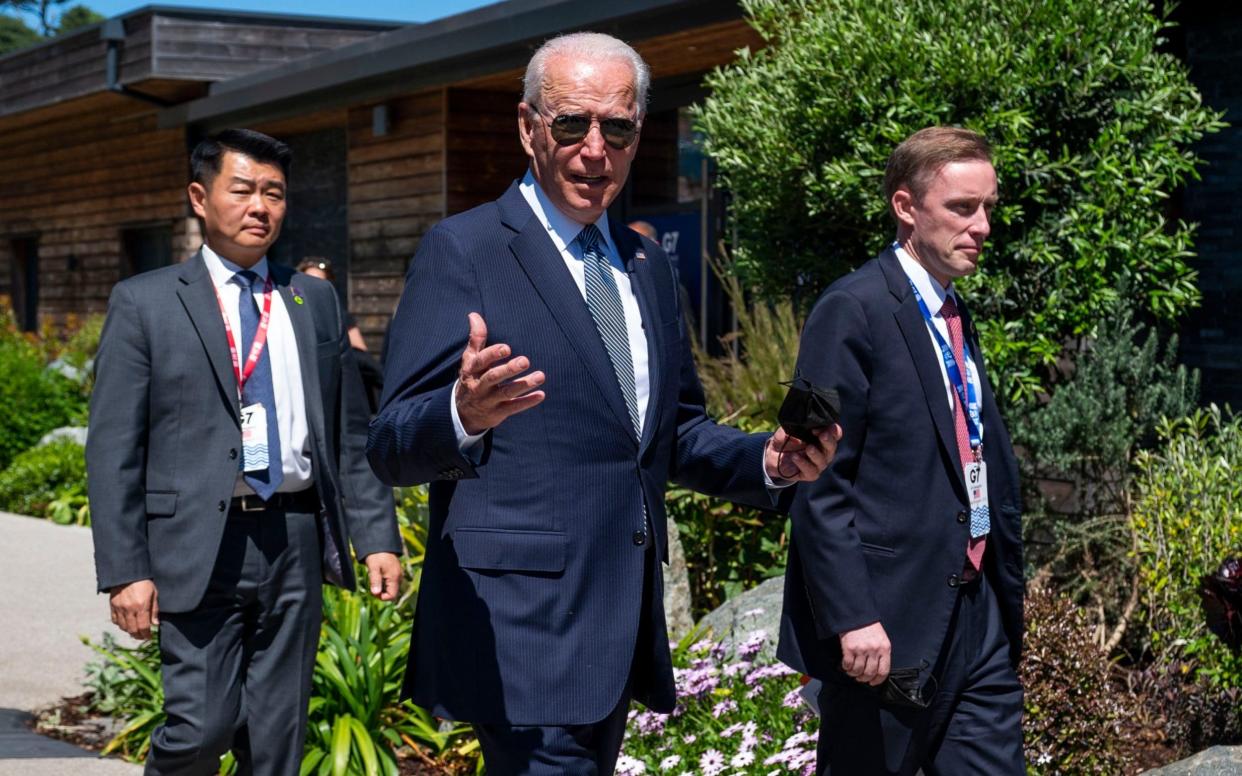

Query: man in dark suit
left=367, top=32, right=838, bottom=775
left=778, top=126, right=1025, bottom=775
left=87, top=129, right=402, bottom=775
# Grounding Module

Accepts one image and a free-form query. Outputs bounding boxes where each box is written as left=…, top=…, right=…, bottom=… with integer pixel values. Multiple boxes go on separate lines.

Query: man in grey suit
left=87, top=128, right=402, bottom=775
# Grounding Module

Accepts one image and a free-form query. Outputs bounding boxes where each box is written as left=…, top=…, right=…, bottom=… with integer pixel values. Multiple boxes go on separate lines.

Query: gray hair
left=522, top=32, right=650, bottom=116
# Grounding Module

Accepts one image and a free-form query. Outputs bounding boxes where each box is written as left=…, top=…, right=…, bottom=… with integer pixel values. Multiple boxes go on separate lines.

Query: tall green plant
left=1013, top=297, right=1198, bottom=653
left=0, top=312, right=88, bottom=469
left=1133, top=406, right=1242, bottom=689
left=697, top=0, right=1225, bottom=402
left=670, top=259, right=803, bottom=614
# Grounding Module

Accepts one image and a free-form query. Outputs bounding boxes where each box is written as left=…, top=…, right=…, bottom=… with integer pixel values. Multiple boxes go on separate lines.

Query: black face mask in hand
left=871, top=663, right=937, bottom=710
left=778, top=375, right=841, bottom=445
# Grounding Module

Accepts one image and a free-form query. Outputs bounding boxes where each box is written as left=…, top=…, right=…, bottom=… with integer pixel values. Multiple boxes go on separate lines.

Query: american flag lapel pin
left=635, top=249, right=646, bottom=262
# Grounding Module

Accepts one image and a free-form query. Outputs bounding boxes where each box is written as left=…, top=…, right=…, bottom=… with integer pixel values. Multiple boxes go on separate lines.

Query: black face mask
left=871, top=663, right=937, bottom=710
left=778, top=375, right=841, bottom=444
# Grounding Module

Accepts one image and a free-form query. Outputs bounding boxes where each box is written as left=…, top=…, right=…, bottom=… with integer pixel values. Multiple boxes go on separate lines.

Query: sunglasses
left=535, top=108, right=640, bottom=150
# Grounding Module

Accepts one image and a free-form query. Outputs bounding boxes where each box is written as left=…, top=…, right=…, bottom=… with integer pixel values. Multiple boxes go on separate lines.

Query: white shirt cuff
left=450, top=379, right=487, bottom=458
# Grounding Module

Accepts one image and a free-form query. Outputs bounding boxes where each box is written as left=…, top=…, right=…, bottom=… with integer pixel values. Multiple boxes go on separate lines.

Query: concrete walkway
left=0, top=512, right=142, bottom=774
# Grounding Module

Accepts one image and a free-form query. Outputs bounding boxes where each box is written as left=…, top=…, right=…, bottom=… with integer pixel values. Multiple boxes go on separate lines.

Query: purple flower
left=723, top=659, right=753, bottom=677
left=782, top=688, right=804, bottom=709
left=699, top=749, right=727, bottom=776
left=615, top=754, right=647, bottom=775
left=711, top=699, right=738, bottom=718
left=731, top=750, right=756, bottom=768
left=737, top=630, right=768, bottom=660
left=658, top=754, right=681, bottom=771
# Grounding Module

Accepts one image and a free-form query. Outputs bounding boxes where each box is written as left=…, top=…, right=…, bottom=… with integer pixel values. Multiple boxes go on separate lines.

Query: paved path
left=0, top=512, right=142, bottom=773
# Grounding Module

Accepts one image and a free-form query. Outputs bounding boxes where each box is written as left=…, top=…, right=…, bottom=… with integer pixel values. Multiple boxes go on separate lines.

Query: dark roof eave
left=159, top=0, right=741, bottom=131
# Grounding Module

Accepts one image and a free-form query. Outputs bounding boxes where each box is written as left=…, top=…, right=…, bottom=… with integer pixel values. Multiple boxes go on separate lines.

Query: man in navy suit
left=778, top=127, right=1025, bottom=775
left=368, top=32, right=839, bottom=775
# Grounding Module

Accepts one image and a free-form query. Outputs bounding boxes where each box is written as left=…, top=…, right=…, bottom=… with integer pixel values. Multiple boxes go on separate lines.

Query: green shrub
left=0, top=439, right=87, bottom=520
left=0, top=319, right=88, bottom=470
left=671, top=263, right=802, bottom=615
left=1012, top=297, right=1197, bottom=654
left=1022, top=587, right=1150, bottom=774
left=1133, top=406, right=1242, bottom=690
left=697, top=0, right=1224, bottom=402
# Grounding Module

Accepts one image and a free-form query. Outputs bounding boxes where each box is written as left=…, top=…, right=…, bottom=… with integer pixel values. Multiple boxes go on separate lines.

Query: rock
left=1142, top=746, right=1242, bottom=775
left=662, top=519, right=694, bottom=641
left=694, top=574, right=785, bottom=660
left=37, top=426, right=88, bottom=448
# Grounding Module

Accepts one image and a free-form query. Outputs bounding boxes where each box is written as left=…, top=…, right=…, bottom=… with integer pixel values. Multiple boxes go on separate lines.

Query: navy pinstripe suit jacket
left=368, top=181, right=779, bottom=726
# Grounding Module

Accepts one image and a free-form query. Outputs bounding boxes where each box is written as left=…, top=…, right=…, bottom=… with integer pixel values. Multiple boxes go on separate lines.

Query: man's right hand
left=456, top=312, right=546, bottom=434
left=840, top=621, right=891, bottom=686
left=110, top=579, right=159, bottom=641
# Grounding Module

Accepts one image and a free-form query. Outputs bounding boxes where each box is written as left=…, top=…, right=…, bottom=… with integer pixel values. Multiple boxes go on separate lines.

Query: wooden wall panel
left=346, top=89, right=447, bottom=348
left=0, top=97, right=191, bottom=327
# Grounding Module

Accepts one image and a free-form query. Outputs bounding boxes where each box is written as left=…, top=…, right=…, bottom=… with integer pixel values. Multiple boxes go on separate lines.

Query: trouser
left=473, top=546, right=656, bottom=776
left=145, top=504, right=323, bottom=776
left=816, top=570, right=1025, bottom=775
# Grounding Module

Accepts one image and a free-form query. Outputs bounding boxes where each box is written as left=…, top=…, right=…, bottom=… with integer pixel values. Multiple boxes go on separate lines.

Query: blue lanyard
left=908, top=280, right=983, bottom=454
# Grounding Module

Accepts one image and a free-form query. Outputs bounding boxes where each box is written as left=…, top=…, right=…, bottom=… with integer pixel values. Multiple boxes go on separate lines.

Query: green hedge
left=0, top=439, right=87, bottom=522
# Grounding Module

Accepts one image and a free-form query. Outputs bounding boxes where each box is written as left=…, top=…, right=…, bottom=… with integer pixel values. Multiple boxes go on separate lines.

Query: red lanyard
left=213, top=275, right=274, bottom=394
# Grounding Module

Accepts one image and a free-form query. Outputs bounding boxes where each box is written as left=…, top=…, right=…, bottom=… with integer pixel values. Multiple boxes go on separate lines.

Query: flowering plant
left=617, top=626, right=819, bottom=775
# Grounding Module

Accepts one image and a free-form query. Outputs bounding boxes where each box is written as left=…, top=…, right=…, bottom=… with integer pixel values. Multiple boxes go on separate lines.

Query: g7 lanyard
left=907, top=280, right=983, bottom=454
left=213, top=275, right=274, bottom=395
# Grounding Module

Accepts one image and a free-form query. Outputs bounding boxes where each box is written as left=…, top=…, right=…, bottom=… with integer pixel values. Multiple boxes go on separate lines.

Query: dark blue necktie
left=235, top=270, right=283, bottom=499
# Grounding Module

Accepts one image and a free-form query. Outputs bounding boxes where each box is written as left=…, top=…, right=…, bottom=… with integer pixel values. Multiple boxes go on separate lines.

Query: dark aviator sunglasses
left=534, top=107, right=640, bottom=150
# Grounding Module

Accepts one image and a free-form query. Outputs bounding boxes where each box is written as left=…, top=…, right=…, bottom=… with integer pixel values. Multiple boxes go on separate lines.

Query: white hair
left=522, top=32, right=650, bottom=116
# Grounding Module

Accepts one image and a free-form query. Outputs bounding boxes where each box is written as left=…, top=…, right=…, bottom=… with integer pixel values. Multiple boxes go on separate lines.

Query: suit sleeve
left=791, top=289, right=882, bottom=637
left=668, top=279, right=775, bottom=511
left=334, top=290, right=401, bottom=558
left=86, top=282, right=153, bottom=592
left=367, top=224, right=484, bottom=486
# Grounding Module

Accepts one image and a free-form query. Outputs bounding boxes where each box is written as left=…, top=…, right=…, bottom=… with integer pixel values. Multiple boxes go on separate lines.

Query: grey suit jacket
left=87, top=250, right=399, bottom=613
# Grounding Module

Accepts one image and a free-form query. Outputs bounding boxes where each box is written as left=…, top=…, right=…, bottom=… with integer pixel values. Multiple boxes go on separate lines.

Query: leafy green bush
left=670, top=263, right=801, bottom=614
left=1022, top=587, right=1151, bottom=774
left=1133, top=406, right=1242, bottom=690
left=0, top=439, right=87, bottom=521
left=697, top=0, right=1225, bottom=402
left=617, top=631, right=817, bottom=773
left=1013, top=297, right=1197, bottom=654
left=0, top=316, right=89, bottom=470
left=82, top=632, right=164, bottom=761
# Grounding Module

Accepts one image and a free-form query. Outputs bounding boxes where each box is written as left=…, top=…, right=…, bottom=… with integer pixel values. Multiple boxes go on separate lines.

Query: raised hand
left=456, top=312, right=546, bottom=434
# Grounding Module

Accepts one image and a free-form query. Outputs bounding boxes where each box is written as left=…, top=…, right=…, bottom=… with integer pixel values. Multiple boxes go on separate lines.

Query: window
left=122, top=224, right=173, bottom=277
left=9, top=236, right=38, bottom=332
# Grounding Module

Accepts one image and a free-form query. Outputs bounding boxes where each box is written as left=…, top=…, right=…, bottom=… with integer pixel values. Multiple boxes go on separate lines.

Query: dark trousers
left=145, top=506, right=323, bottom=776
left=816, top=571, right=1024, bottom=776
left=474, top=547, right=655, bottom=776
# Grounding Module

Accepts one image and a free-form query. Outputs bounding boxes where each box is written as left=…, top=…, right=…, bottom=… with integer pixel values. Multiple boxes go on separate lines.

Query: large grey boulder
left=37, top=426, right=88, bottom=447
left=662, top=519, right=694, bottom=640
left=694, top=574, right=785, bottom=659
left=1142, top=747, right=1242, bottom=775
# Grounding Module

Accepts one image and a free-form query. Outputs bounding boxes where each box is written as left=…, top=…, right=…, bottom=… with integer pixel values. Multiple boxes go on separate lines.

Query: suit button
left=947, top=574, right=960, bottom=589
left=229, top=448, right=238, bottom=460
left=957, top=510, right=968, bottom=524
left=632, top=530, right=647, bottom=546
left=217, top=500, right=226, bottom=512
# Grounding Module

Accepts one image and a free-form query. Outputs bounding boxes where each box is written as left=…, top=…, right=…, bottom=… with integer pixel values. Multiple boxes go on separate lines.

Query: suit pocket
left=145, top=491, right=177, bottom=517
left=452, top=527, right=567, bottom=574
left=860, top=541, right=896, bottom=557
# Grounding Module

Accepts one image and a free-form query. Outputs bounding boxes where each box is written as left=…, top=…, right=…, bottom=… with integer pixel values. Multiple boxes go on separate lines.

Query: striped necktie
left=578, top=224, right=641, bottom=439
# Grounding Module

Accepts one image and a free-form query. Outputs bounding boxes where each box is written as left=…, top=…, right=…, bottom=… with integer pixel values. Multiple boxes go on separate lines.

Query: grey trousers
left=145, top=506, right=323, bottom=776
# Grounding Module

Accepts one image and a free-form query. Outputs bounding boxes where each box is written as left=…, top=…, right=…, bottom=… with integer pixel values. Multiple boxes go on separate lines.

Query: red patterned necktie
left=940, top=295, right=987, bottom=573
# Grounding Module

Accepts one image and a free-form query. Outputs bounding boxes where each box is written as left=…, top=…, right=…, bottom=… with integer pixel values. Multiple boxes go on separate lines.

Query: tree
left=56, top=4, right=101, bottom=34
left=0, top=13, right=40, bottom=54
left=696, top=0, right=1225, bottom=403
left=1, top=0, right=69, bottom=37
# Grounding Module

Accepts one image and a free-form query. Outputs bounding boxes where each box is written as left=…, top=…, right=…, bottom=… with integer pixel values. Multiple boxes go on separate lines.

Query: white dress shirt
left=894, top=244, right=985, bottom=439
left=201, top=244, right=314, bottom=495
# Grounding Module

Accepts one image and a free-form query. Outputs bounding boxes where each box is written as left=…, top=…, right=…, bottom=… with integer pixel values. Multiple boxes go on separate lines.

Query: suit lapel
left=272, top=264, right=328, bottom=461
left=498, top=184, right=638, bottom=443
left=880, top=249, right=967, bottom=495
left=611, top=221, right=663, bottom=452
left=176, top=251, right=240, bottom=425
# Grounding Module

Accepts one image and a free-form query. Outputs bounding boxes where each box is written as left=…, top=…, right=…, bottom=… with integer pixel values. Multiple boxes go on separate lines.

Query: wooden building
left=0, top=0, right=758, bottom=352
left=0, top=0, right=1237, bottom=406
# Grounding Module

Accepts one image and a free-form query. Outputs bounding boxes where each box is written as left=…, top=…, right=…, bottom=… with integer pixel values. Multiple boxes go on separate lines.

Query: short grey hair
left=522, top=32, right=650, bottom=116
